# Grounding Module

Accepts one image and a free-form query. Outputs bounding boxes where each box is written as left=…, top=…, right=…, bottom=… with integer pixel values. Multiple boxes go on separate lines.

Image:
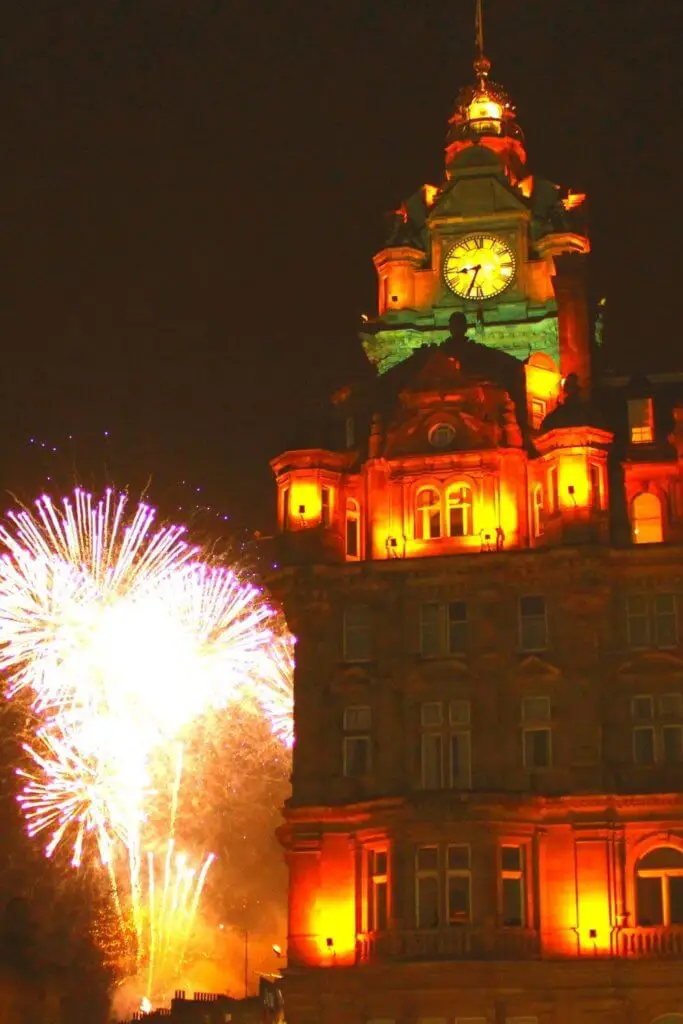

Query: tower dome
left=445, top=1, right=526, bottom=181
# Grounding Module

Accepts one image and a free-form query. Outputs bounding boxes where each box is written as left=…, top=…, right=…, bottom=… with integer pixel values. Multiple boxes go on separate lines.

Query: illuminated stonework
left=269, top=6, right=683, bottom=1023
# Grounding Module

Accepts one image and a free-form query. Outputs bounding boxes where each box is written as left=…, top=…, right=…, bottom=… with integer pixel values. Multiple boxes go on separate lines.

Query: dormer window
left=429, top=423, right=456, bottom=449
left=447, top=485, right=473, bottom=537
left=628, top=397, right=654, bottom=444
left=415, top=488, right=442, bottom=540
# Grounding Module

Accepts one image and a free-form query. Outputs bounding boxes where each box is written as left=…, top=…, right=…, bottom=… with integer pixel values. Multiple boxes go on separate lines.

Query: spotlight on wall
left=298, top=505, right=306, bottom=515
left=325, top=937, right=334, bottom=949
left=272, top=944, right=283, bottom=957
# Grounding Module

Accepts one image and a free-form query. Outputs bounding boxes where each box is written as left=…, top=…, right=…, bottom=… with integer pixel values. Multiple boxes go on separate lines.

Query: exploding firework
left=0, top=488, right=294, bottom=1002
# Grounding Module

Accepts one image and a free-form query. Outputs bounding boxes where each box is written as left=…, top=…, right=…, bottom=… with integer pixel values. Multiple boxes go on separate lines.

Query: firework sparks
left=0, top=488, right=294, bottom=1000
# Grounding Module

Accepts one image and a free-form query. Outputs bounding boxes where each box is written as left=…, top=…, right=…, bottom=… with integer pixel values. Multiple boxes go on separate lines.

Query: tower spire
left=475, top=0, right=485, bottom=62
left=473, top=0, right=491, bottom=83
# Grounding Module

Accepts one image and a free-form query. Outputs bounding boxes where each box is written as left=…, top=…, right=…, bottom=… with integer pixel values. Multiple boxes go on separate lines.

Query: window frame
left=500, top=844, right=528, bottom=928
left=446, top=484, right=474, bottom=538
left=415, top=487, right=442, bottom=541
left=342, top=603, right=372, bottom=662
left=342, top=705, right=372, bottom=778
left=635, top=846, right=683, bottom=926
left=419, top=700, right=472, bottom=791
left=518, top=595, right=549, bottom=652
left=415, top=845, right=441, bottom=930
left=345, top=498, right=361, bottom=560
left=446, top=843, right=472, bottom=926
left=366, top=847, right=389, bottom=933
left=419, top=601, right=469, bottom=658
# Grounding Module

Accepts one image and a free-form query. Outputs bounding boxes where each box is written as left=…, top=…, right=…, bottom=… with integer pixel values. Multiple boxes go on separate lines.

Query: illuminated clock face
left=444, top=234, right=516, bottom=301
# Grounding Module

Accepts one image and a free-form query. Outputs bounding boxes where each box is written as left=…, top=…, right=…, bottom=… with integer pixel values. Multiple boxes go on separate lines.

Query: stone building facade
left=270, top=15, right=683, bottom=1024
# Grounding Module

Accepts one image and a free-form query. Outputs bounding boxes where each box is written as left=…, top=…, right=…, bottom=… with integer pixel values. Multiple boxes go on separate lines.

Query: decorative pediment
left=328, top=665, right=375, bottom=693
left=617, top=651, right=683, bottom=678
left=406, top=659, right=472, bottom=693
left=510, top=655, right=562, bottom=684
left=429, top=169, right=528, bottom=221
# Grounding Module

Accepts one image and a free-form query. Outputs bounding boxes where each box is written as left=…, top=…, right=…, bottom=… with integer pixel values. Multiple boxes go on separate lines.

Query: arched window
left=346, top=498, right=360, bottom=559
left=415, top=488, right=442, bottom=540
left=635, top=847, right=683, bottom=926
left=632, top=492, right=664, bottom=545
left=447, top=485, right=474, bottom=538
left=532, top=484, right=545, bottom=537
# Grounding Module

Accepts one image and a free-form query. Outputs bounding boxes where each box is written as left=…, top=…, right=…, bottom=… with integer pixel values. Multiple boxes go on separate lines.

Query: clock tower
left=363, top=4, right=590, bottom=386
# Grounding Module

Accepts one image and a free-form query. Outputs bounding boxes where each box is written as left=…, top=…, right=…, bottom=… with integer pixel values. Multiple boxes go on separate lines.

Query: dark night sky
left=1, top=0, right=681, bottom=533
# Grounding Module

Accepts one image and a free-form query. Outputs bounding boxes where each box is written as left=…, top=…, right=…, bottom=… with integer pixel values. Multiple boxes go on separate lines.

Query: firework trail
left=0, top=488, right=294, bottom=1001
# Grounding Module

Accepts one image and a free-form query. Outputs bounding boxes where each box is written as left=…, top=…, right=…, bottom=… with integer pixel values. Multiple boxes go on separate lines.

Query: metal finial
left=475, top=0, right=485, bottom=61
left=473, top=0, right=491, bottom=79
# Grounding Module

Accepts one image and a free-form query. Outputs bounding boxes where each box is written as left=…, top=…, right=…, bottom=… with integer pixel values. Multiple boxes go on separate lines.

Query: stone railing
left=618, top=926, right=683, bottom=958
left=357, top=927, right=540, bottom=963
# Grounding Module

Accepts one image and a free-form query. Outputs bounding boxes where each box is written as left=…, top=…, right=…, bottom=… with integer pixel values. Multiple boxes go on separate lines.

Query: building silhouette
left=270, top=5, right=683, bottom=1022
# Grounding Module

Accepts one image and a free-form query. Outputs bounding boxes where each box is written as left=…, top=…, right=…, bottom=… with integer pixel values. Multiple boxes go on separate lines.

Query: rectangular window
left=448, top=602, right=468, bottom=654
left=549, top=465, right=559, bottom=513
left=626, top=596, right=650, bottom=647
left=633, top=726, right=655, bottom=765
left=321, top=487, right=331, bottom=527
left=662, top=725, right=683, bottom=764
left=421, top=731, right=444, bottom=789
left=368, top=849, right=388, bottom=932
left=282, top=486, right=290, bottom=530
left=420, top=701, right=471, bottom=790
left=419, top=602, right=468, bottom=656
left=590, top=463, right=601, bottom=510
left=501, top=845, right=526, bottom=927
left=519, top=596, right=548, bottom=652
left=415, top=846, right=440, bottom=929
left=447, top=844, right=471, bottom=925
left=343, top=706, right=371, bottom=778
left=343, top=604, right=372, bottom=661
left=628, top=397, right=654, bottom=444
left=522, top=697, right=551, bottom=770
left=654, top=594, right=678, bottom=648
left=523, top=728, right=551, bottom=769
left=522, top=696, right=551, bottom=722
left=632, top=695, right=654, bottom=721
left=450, top=731, right=472, bottom=789
left=346, top=515, right=359, bottom=558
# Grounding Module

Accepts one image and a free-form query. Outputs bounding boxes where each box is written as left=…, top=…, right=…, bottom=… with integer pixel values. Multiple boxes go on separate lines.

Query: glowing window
left=632, top=492, right=663, bottom=545
left=415, top=488, right=442, bottom=540
left=532, top=484, right=545, bottom=538
left=367, top=848, right=388, bottom=932
left=321, top=487, right=332, bottom=527
left=590, top=463, right=601, bottom=510
left=501, top=845, right=527, bottom=927
left=636, top=847, right=683, bottom=926
left=346, top=498, right=360, bottom=559
left=628, top=397, right=654, bottom=444
left=530, top=398, right=546, bottom=431
left=447, top=485, right=473, bottom=538
left=429, top=423, right=456, bottom=449
left=548, top=465, right=559, bottom=513
left=282, top=486, right=290, bottom=530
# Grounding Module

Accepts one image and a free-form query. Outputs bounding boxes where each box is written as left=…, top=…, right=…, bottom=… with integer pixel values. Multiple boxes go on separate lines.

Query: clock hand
left=466, top=265, right=481, bottom=297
